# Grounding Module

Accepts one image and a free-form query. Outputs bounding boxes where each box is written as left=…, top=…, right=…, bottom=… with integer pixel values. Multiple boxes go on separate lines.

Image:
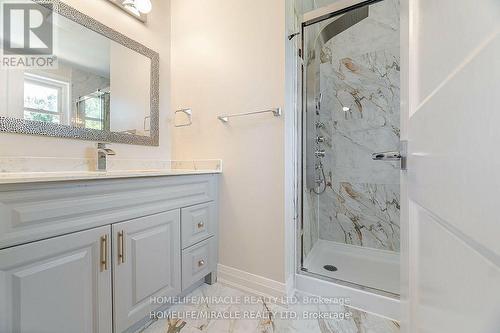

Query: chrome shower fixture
left=315, top=93, right=323, bottom=115
left=312, top=160, right=327, bottom=195
left=315, top=150, right=326, bottom=158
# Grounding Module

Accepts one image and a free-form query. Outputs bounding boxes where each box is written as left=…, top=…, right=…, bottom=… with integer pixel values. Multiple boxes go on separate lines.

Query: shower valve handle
left=372, top=151, right=406, bottom=171
left=372, top=151, right=401, bottom=161
left=372, top=142, right=408, bottom=170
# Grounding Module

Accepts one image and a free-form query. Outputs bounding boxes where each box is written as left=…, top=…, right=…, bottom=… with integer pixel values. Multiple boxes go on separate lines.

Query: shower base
left=303, top=240, right=400, bottom=295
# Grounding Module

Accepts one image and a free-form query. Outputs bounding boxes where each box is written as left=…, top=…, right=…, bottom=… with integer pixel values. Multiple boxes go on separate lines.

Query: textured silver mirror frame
left=0, top=0, right=160, bottom=146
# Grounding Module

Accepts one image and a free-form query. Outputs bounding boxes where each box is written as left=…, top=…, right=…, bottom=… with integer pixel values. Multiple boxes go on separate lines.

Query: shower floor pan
left=303, top=240, right=400, bottom=295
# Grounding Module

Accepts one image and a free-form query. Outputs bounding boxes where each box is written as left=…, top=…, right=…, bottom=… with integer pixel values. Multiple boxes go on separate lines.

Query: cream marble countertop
left=0, top=169, right=221, bottom=185
left=0, top=159, right=222, bottom=185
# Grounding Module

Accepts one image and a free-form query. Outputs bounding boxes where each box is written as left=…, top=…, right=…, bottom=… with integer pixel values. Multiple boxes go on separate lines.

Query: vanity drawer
left=182, top=237, right=216, bottom=291
left=0, top=174, right=217, bottom=249
left=181, top=202, right=216, bottom=249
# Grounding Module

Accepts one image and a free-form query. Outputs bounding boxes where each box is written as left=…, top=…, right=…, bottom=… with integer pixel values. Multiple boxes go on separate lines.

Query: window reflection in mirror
left=76, top=90, right=110, bottom=130
left=23, top=74, right=65, bottom=125
left=22, top=67, right=111, bottom=131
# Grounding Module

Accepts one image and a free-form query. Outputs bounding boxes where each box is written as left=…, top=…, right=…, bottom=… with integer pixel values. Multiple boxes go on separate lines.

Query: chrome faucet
left=97, top=143, right=116, bottom=171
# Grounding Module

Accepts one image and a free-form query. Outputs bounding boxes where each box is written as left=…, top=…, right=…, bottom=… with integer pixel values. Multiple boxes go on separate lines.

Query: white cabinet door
left=113, top=210, right=181, bottom=333
left=0, top=226, right=112, bottom=333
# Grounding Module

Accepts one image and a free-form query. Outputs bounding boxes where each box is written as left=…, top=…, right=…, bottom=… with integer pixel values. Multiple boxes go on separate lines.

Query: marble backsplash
left=0, top=157, right=222, bottom=173
left=305, top=0, right=401, bottom=254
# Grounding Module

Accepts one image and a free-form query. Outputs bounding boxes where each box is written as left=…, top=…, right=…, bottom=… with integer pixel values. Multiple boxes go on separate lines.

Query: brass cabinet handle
left=198, top=260, right=205, bottom=267
left=118, top=231, right=125, bottom=264
left=197, top=221, right=205, bottom=229
left=100, top=235, right=108, bottom=271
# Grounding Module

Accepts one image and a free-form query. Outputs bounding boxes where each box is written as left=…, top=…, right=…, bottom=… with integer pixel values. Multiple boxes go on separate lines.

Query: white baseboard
left=216, top=265, right=399, bottom=321
left=217, top=264, right=286, bottom=299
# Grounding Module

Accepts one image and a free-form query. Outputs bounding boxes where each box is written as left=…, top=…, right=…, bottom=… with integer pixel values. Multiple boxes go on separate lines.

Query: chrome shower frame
left=296, top=0, right=400, bottom=300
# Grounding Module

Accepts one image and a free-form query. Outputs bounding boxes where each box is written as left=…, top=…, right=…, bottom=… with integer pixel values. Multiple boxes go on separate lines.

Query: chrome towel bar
left=217, top=108, right=282, bottom=123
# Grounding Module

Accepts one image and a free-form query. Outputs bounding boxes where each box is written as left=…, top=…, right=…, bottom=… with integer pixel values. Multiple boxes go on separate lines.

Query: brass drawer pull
left=198, top=260, right=205, bottom=267
left=197, top=221, right=205, bottom=229
left=100, top=235, right=108, bottom=271
left=118, top=231, right=125, bottom=264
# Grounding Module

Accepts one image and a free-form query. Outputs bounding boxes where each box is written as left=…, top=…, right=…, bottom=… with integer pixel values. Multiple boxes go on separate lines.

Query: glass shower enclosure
left=300, top=0, right=401, bottom=296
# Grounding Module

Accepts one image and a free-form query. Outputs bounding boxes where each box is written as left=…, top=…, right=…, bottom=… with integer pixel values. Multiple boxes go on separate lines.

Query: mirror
left=0, top=0, right=159, bottom=146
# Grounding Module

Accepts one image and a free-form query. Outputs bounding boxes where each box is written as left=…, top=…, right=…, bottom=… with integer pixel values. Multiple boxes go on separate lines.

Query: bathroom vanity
left=0, top=1, right=220, bottom=331
left=0, top=171, right=219, bottom=333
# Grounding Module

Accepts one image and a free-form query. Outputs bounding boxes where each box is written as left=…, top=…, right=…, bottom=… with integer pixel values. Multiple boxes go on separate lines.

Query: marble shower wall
left=314, top=0, right=401, bottom=252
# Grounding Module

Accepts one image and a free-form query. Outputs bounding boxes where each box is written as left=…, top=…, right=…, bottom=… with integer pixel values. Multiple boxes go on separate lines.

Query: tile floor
left=141, top=283, right=400, bottom=333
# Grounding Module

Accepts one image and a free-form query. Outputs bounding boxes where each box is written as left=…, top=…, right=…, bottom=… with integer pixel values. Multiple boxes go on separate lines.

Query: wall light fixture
left=106, top=0, right=152, bottom=22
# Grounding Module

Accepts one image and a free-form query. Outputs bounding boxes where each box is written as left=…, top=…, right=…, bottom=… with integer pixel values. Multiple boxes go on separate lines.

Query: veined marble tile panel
left=318, top=182, right=400, bottom=251
left=307, top=0, right=401, bottom=254
left=320, top=48, right=400, bottom=185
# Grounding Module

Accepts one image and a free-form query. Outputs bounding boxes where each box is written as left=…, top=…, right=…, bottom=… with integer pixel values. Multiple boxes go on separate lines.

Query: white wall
left=0, top=0, right=170, bottom=161
left=171, top=0, right=286, bottom=282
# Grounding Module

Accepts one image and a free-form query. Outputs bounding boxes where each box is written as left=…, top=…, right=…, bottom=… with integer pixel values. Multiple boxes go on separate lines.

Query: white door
left=0, top=226, right=112, bottom=333
left=404, top=0, right=500, bottom=332
left=113, top=210, right=181, bottom=333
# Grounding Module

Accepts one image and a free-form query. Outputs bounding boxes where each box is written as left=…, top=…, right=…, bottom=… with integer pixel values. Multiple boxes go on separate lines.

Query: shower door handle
left=372, top=141, right=407, bottom=170
left=372, top=151, right=401, bottom=161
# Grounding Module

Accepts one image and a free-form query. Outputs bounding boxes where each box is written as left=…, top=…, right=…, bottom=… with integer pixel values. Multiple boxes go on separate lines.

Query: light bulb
left=134, top=0, right=152, bottom=14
